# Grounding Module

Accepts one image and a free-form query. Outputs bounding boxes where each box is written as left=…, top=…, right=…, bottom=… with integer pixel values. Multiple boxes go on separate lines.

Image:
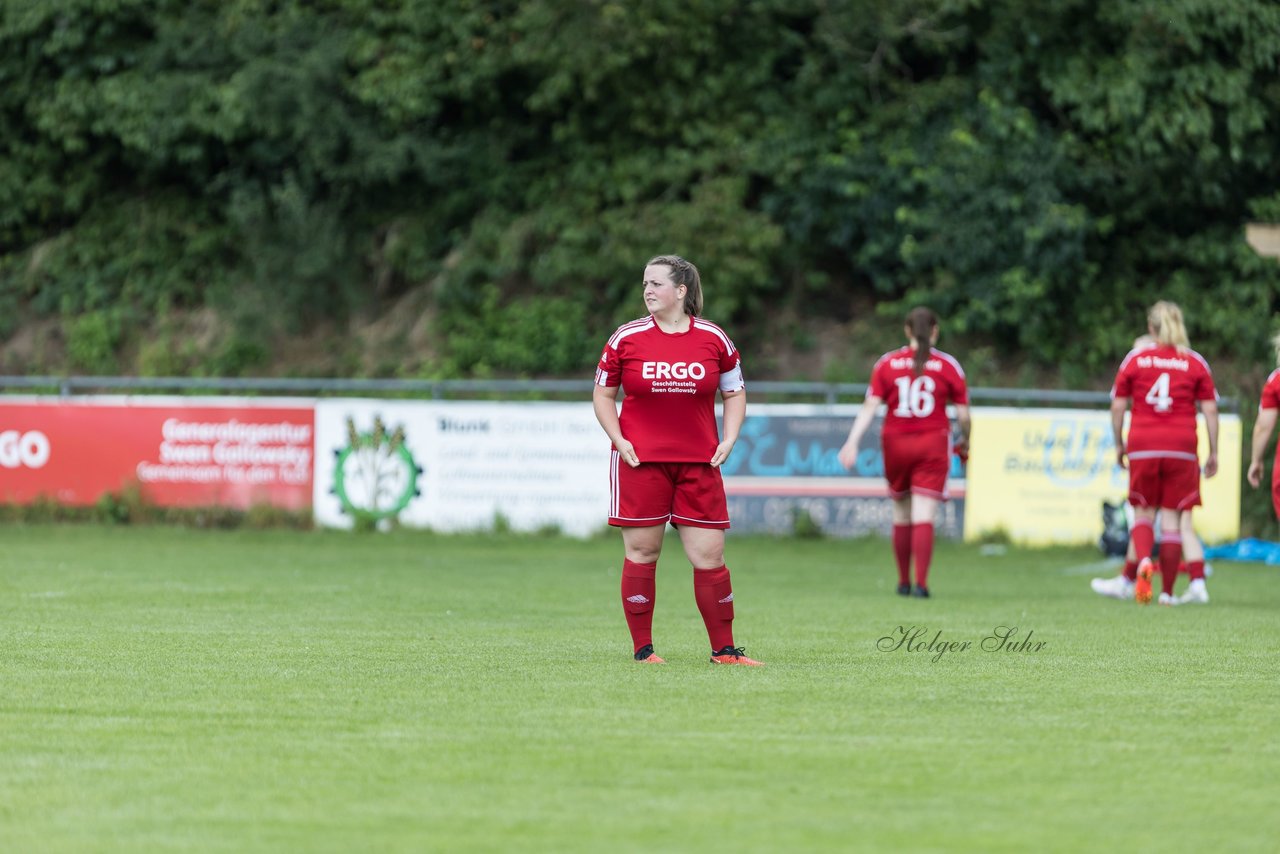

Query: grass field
left=2, top=524, right=1278, bottom=853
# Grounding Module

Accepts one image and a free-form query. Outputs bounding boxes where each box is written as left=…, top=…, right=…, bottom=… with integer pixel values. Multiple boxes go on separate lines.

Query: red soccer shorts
left=1128, top=454, right=1201, bottom=510
left=881, top=430, right=950, bottom=501
left=608, top=453, right=730, bottom=529
left=1273, top=462, right=1280, bottom=521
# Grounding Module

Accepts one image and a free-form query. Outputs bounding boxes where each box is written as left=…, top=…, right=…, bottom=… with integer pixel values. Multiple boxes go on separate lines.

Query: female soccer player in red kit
left=1093, top=333, right=1212, bottom=605
left=1110, top=301, right=1218, bottom=606
left=592, top=254, right=762, bottom=666
left=1246, top=332, right=1280, bottom=524
left=838, top=307, right=970, bottom=597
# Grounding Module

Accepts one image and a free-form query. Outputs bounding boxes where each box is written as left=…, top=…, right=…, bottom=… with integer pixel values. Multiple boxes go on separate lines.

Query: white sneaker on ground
left=1177, top=579, right=1210, bottom=605
left=1157, top=592, right=1177, bottom=606
left=1091, top=575, right=1134, bottom=600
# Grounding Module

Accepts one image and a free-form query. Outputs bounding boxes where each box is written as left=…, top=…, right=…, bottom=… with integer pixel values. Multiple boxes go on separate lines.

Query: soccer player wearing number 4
left=1106, top=301, right=1219, bottom=606
left=1093, top=332, right=1213, bottom=605
left=838, top=307, right=971, bottom=598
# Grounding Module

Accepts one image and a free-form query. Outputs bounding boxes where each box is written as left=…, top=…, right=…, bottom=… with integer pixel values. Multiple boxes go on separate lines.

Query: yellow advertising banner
left=963, top=408, right=1240, bottom=545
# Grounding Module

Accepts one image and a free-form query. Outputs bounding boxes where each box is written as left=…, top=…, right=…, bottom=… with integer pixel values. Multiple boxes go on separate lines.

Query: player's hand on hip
left=710, top=440, right=734, bottom=468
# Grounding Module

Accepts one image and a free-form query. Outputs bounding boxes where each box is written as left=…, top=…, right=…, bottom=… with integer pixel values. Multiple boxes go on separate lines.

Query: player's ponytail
left=647, top=254, right=703, bottom=317
left=906, top=306, right=938, bottom=376
left=1148, top=300, right=1190, bottom=350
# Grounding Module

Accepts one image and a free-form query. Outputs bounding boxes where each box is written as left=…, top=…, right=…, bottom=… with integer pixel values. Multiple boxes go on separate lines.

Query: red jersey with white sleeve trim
left=1260, top=368, right=1280, bottom=412
left=595, top=315, right=744, bottom=462
left=1262, top=369, right=1280, bottom=513
left=1111, top=343, right=1216, bottom=456
left=868, top=346, right=968, bottom=436
left=1260, top=368, right=1280, bottom=466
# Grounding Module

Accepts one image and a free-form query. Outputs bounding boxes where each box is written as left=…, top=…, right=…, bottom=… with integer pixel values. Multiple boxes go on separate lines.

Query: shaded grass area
left=2, top=526, right=1278, bottom=852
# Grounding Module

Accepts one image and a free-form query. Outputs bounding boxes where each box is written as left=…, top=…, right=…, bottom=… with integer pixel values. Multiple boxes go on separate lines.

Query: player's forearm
left=592, top=390, right=625, bottom=445
left=955, top=406, right=972, bottom=443
left=845, top=399, right=878, bottom=446
left=1110, top=399, right=1127, bottom=449
left=721, top=392, right=746, bottom=444
left=1250, top=415, right=1274, bottom=465
left=1251, top=429, right=1267, bottom=466
left=1202, top=402, right=1219, bottom=457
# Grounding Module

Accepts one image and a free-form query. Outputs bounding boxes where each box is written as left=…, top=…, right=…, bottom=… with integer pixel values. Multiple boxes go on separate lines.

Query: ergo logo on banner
left=641, top=361, right=705, bottom=380
left=0, top=430, right=51, bottom=468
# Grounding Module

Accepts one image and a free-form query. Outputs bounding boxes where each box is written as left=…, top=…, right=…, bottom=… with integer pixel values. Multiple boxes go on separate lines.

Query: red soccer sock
left=1123, top=558, right=1139, bottom=582
left=911, top=522, right=934, bottom=589
left=621, top=559, right=657, bottom=653
left=892, top=524, right=912, bottom=586
left=1158, top=536, right=1183, bottom=597
left=1131, top=518, right=1155, bottom=566
left=1186, top=560, right=1205, bottom=581
left=694, top=566, right=735, bottom=652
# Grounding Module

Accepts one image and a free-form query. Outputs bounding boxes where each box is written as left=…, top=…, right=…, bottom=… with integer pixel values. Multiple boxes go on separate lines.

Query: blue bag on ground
left=1203, top=538, right=1280, bottom=565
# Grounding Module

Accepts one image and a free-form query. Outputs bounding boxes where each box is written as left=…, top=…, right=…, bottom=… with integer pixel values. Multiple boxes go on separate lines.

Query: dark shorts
left=882, top=431, right=951, bottom=500
left=608, top=453, right=730, bottom=529
left=1128, top=454, right=1201, bottom=510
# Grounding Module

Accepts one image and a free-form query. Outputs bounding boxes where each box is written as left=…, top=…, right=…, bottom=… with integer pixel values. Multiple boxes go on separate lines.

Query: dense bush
left=1, top=0, right=1277, bottom=383
left=2, top=0, right=1279, bottom=529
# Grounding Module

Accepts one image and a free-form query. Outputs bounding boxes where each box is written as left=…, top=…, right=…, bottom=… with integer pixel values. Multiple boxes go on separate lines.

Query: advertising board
left=0, top=398, right=314, bottom=509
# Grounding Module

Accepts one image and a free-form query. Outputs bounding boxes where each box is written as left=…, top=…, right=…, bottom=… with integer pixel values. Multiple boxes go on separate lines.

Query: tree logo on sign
left=332, top=415, right=422, bottom=526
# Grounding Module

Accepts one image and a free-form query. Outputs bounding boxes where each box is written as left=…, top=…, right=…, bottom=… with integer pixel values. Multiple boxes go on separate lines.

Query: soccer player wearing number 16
left=838, top=307, right=971, bottom=598
left=1109, top=301, right=1219, bottom=606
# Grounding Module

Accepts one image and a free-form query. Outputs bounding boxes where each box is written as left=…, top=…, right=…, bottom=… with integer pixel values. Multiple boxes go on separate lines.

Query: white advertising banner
left=313, top=400, right=610, bottom=535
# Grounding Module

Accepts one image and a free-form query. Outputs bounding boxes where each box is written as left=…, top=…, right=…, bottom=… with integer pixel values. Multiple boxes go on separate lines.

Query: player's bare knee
left=687, top=548, right=724, bottom=569
left=626, top=546, right=662, bottom=564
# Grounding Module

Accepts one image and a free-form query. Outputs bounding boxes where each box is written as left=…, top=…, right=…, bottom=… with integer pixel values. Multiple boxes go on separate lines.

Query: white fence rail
left=3, top=375, right=1227, bottom=409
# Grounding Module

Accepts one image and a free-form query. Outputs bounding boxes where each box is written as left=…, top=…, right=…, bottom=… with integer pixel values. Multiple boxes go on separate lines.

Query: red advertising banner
left=0, top=400, right=314, bottom=510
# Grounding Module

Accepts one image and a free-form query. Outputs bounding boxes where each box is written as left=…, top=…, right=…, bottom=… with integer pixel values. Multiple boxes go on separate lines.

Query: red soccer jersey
left=1111, top=343, right=1216, bottom=456
left=1261, top=368, right=1280, bottom=412
left=868, top=346, right=968, bottom=436
left=595, top=316, right=744, bottom=462
left=1261, top=368, right=1280, bottom=460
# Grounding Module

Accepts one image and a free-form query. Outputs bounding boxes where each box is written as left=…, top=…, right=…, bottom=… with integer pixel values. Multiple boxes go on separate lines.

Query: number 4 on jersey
left=1144, top=372, right=1172, bottom=412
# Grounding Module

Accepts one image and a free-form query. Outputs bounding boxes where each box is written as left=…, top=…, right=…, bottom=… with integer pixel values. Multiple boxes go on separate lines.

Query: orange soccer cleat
left=1134, top=557, right=1155, bottom=605
left=710, top=646, right=765, bottom=666
left=633, top=644, right=665, bottom=663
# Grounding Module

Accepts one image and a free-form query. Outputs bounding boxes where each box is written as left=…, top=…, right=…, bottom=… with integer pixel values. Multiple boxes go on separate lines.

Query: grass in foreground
left=1, top=525, right=1278, bottom=853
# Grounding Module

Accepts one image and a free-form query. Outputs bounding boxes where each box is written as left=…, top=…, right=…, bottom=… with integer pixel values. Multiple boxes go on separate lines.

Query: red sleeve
left=1195, top=363, right=1217, bottom=402
left=595, top=342, right=621, bottom=387
left=1112, top=362, right=1132, bottom=398
left=718, top=346, right=744, bottom=393
left=1262, top=373, right=1280, bottom=410
left=868, top=357, right=891, bottom=399
left=948, top=361, right=969, bottom=405
left=718, top=335, right=740, bottom=376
